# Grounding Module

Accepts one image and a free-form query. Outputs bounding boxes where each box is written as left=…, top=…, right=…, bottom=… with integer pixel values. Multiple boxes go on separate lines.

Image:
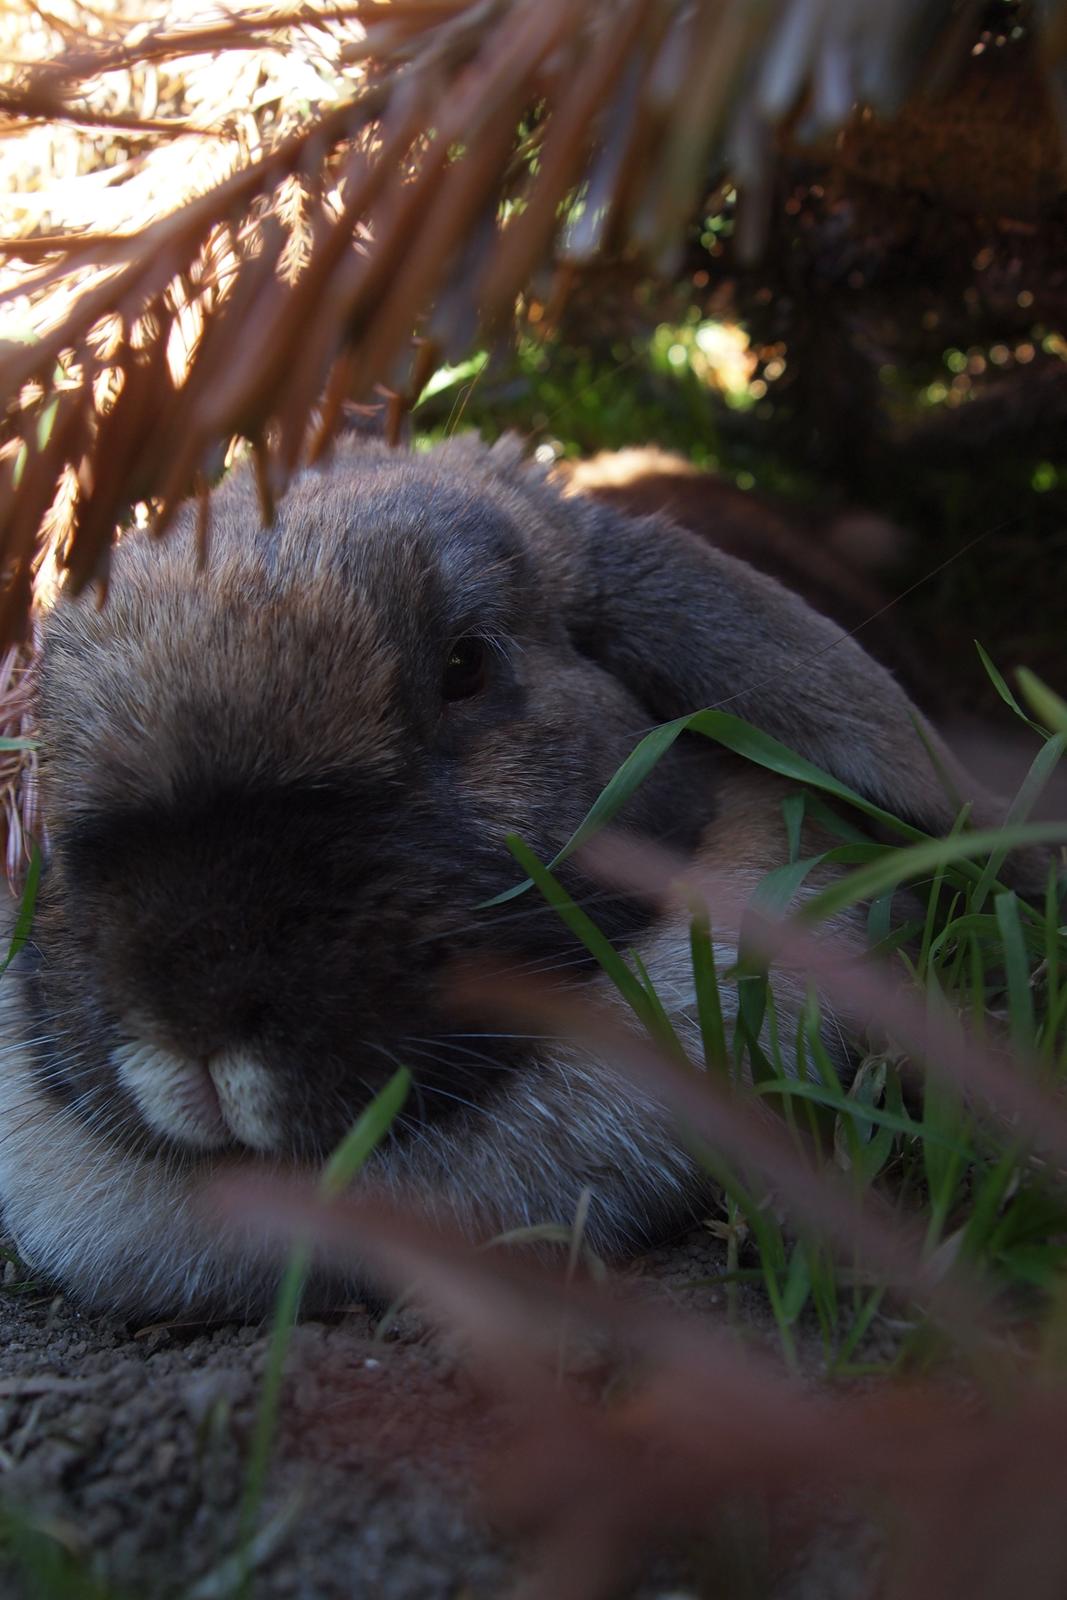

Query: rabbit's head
left=0, top=435, right=981, bottom=1314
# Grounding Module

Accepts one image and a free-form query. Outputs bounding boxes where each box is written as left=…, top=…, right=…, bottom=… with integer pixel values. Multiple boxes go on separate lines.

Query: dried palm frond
left=0, top=637, right=38, bottom=889
left=4, top=1, right=1067, bottom=636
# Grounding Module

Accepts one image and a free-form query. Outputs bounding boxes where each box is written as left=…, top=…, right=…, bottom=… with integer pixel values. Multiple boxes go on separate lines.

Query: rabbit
left=0, top=433, right=1016, bottom=1318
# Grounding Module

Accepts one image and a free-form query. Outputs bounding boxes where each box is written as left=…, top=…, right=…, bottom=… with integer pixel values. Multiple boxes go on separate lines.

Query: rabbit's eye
left=443, top=637, right=488, bottom=701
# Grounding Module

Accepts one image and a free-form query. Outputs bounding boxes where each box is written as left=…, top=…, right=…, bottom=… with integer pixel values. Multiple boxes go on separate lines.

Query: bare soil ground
left=0, top=1227, right=881, bottom=1600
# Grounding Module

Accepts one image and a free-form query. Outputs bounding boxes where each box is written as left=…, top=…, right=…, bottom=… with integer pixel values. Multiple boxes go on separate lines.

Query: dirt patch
left=0, top=1274, right=503, bottom=1599
left=0, top=1227, right=885, bottom=1600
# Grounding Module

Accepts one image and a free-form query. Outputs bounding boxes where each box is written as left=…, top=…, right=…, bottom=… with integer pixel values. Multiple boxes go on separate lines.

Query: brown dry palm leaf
left=5, top=0, right=1067, bottom=623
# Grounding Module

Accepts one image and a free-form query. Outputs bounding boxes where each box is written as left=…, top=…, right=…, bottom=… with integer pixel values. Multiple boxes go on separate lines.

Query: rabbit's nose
left=61, top=777, right=370, bottom=1049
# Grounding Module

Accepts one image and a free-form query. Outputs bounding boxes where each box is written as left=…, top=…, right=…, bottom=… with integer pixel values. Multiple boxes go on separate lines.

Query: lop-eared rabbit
left=0, top=436, right=998, bottom=1316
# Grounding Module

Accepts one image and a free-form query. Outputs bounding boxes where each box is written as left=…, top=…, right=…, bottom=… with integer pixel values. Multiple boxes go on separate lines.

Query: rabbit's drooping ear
left=548, top=490, right=978, bottom=838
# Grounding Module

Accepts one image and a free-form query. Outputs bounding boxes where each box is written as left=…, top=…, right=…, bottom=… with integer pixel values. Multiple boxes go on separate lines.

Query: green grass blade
left=782, top=791, right=806, bottom=862
left=967, top=931, right=988, bottom=1048
left=749, top=854, right=829, bottom=916
left=485, top=707, right=932, bottom=907
left=754, top=1077, right=937, bottom=1147
left=0, top=845, right=42, bottom=980
left=689, top=910, right=729, bottom=1074
left=800, top=821, right=1067, bottom=923
left=994, top=891, right=1036, bottom=1054
left=733, top=967, right=781, bottom=1088
left=970, top=733, right=1066, bottom=913
left=920, top=993, right=970, bottom=1254
left=975, top=641, right=1047, bottom=734
left=505, top=833, right=675, bottom=1045
left=960, top=1146, right=1021, bottom=1264
left=484, top=717, right=691, bottom=905
left=926, top=911, right=1046, bottom=966
left=781, top=1239, right=811, bottom=1324
left=1043, top=865, right=1064, bottom=1063
left=0, top=1503, right=123, bottom=1599
left=1017, top=667, right=1067, bottom=735
left=910, top=710, right=964, bottom=813
left=238, top=1249, right=309, bottom=1597
left=833, top=1285, right=887, bottom=1371
left=630, top=948, right=685, bottom=1057
left=320, top=1068, right=410, bottom=1198
left=414, top=351, right=489, bottom=406
left=796, top=789, right=871, bottom=844
left=917, top=851, right=951, bottom=983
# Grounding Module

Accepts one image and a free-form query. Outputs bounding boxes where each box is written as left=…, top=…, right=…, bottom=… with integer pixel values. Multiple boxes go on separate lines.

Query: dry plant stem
left=0, top=639, right=37, bottom=887
left=555, top=9, right=670, bottom=268
left=336, top=0, right=574, bottom=393
left=476, top=0, right=648, bottom=328
left=203, top=125, right=402, bottom=437
left=146, top=228, right=293, bottom=537
left=0, top=86, right=382, bottom=360
left=0, top=231, right=140, bottom=264
left=275, top=86, right=453, bottom=465
left=0, top=8, right=622, bottom=648
left=635, top=2, right=746, bottom=255
left=344, top=102, right=519, bottom=395
left=0, top=392, right=90, bottom=641
left=67, top=322, right=174, bottom=592
left=281, top=2, right=534, bottom=423
left=0, top=85, right=212, bottom=135
left=25, top=3, right=449, bottom=82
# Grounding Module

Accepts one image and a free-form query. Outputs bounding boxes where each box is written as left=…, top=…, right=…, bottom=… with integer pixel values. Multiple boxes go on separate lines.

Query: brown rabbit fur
left=0, top=435, right=1000, bottom=1317
left=560, top=447, right=920, bottom=697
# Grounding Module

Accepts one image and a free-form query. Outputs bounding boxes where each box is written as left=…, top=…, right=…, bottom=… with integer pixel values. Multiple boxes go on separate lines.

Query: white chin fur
left=209, top=1047, right=283, bottom=1152
left=0, top=1055, right=279, bottom=1318
left=113, top=1039, right=283, bottom=1154
left=113, top=1041, right=227, bottom=1150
